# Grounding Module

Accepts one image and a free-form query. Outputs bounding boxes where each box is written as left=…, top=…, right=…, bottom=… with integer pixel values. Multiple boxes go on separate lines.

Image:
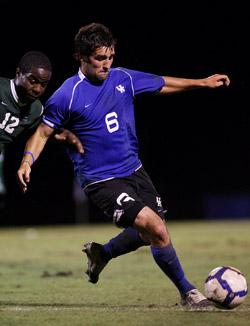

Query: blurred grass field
left=0, top=220, right=249, bottom=326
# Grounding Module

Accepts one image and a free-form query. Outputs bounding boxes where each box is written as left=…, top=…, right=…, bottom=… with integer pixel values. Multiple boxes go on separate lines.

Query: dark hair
left=74, top=22, right=116, bottom=60
left=18, top=51, right=52, bottom=73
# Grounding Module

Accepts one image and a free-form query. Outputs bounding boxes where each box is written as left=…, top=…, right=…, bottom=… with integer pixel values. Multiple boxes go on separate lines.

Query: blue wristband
left=24, top=151, right=35, bottom=164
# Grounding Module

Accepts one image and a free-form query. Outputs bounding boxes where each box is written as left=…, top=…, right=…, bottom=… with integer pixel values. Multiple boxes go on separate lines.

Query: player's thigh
left=134, top=167, right=166, bottom=220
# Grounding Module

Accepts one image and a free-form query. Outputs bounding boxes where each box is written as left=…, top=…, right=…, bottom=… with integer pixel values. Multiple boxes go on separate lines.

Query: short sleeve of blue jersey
left=42, top=86, right=71, bottom=129
left=116, top=68, right=165, bottom=95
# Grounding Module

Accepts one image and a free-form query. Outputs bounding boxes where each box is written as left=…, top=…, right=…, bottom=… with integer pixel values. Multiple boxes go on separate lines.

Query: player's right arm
left=17, top=122, right=54, bottom=193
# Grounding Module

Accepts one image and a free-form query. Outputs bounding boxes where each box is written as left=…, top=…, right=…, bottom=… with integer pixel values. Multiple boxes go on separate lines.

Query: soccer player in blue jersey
left=17, top=23, right=230, bottom=309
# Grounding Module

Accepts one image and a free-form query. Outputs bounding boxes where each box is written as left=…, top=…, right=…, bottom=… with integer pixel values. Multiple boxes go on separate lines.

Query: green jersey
left=0, top=77, right=43, bottom=146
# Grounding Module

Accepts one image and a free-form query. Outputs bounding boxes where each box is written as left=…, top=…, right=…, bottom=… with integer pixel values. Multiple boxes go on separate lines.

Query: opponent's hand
left=16, top=161, right=31, bottom=193
left=54, top=129, right=84, bottom=154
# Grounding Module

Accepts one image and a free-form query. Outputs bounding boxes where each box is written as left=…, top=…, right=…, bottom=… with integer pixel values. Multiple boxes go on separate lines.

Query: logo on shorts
left=116, top=192, right=135, bottom=206
left=156, top=196, right=162, bottom=207
left=113, top=209, right=124, bottom=224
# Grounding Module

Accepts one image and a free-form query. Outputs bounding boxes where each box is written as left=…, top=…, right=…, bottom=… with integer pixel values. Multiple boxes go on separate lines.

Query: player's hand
left=205, top=74, right=230, bottom=88
left=54, top=129, right=84, bottom=154
left=16, top=161, right=31, bottom=193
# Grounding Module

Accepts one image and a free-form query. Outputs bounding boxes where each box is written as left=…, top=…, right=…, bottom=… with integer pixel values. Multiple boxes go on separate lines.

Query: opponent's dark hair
left=18, top=51, right=52, bottom=73
left=74, top=22, right=116, bottom=60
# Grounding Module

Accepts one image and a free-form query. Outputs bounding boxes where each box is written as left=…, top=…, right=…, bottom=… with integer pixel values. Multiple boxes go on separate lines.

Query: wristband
left=23, top=151, right=35, bottom=164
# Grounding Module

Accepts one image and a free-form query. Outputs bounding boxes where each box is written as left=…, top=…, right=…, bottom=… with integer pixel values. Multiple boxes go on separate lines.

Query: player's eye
left=26, top=76, right=48, bottom=88
left=26, top=76, right=36, bottom=85
left=95, top=55, right=107, bottom=61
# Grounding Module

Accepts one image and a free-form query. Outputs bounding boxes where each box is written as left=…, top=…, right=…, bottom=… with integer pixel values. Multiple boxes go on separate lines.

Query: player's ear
left=81, top=55, right=90, bottom=63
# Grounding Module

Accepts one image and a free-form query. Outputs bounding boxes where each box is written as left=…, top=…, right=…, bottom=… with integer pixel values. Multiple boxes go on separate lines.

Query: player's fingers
left=75, top=140, right=84, bottom=154
left=55, top=130, right=84, bottom=153
left=16, top=171, right=28, bottom=193
left=217, top=75, right=230, bottom=86
left=66, top=134, right=84, bottom=153
left=223, top=76, right=230, bottom=86
left=54, top=133, right=66, bottom=141
left=24, top=171, right=30, bottom=184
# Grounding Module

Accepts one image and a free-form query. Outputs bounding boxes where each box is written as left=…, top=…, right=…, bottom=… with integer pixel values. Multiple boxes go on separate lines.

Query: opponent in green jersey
left=0, top=51, right=83, bottom=153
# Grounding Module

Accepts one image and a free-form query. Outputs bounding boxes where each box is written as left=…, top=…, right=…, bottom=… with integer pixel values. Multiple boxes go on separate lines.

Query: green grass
left=0, top=220, right=249, bottom=325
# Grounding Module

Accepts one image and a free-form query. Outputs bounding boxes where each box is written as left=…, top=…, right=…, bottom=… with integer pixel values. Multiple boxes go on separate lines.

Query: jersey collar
left=10, top=79, right=27, bottom=107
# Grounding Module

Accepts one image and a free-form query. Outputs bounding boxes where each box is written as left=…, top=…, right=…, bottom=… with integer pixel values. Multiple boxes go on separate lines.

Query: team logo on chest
left=116, top=84, right=125, bottom=94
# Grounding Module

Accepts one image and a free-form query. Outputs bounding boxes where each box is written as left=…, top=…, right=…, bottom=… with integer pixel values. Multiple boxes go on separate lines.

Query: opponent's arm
left=159, top=74, right=230, bottom=94
left=17, top=123, right=54, bottom=193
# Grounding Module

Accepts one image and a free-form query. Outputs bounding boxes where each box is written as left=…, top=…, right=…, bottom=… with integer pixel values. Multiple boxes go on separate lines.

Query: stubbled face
left=14, top=67, right=51, bottom=103
left=80, top=46, right=115, bottom=83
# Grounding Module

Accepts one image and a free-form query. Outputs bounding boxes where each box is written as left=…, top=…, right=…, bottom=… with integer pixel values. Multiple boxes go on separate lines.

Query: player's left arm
left=17, top=123, right=54, bottom=193
left=159, top=74, right=230, bottom=94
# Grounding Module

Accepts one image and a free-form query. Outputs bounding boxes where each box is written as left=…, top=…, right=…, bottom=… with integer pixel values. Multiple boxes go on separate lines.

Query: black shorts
left=84, top=167, right=166, bottom=228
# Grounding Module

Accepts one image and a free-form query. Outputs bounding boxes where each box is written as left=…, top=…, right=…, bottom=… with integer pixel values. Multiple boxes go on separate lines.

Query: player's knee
left=142, top=223, right=169, bottom=246
left=151, top=222, right=169, bottom=243
left=134, top=209, right=170, bottom=245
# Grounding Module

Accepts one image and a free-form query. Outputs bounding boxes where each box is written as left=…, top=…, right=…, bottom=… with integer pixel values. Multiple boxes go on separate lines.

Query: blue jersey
left=43, top=68, right=165, bottom=188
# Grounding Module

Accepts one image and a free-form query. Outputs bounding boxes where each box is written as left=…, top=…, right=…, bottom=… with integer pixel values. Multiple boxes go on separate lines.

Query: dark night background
left=0, top=1, right=250, bottom=225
